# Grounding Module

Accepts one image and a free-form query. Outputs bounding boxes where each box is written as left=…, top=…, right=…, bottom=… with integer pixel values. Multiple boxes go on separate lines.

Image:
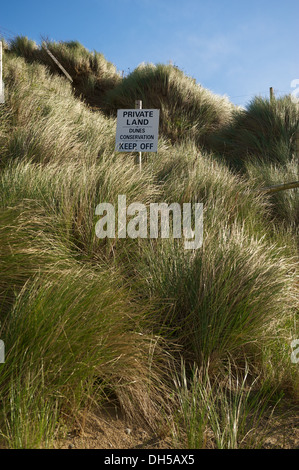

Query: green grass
left=137, top=230, right=297, bottom=370
left=0, top=267, right=171, bottom=447
left=170, top=359, right=283, bottom=449
left=105, top=63, right=235, bottom=145
left=8, top=36, right=121, bottom=108
left=245, top=156, right=299, bottom=232
left=208, top=95, right=299, bottom=170
left=1, top=54, right=116, bottom=166
left=0, top=41, right=298, bottom=448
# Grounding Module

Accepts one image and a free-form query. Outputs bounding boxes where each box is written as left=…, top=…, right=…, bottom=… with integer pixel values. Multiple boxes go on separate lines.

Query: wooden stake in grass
left=42, top=44, right=73, bottom=83
left=270, top=87, right=274, bottom=103
left=135, top=99, right=142, bottom=172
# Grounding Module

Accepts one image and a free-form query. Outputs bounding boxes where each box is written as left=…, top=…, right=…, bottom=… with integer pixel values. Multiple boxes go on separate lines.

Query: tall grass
left=0, top=267, right=171, bottom=447
left=137, top=143, right=298, bottom=386
left=245, top=156, right=299, bottom=232
left=149, top=141, right=270, bottom=232
left=9, top=36, right=121, bottom=107
left=0, top=156, right=161, bottom=270
left=1, top=55, right=116, bottom=166
left=138, top=230, right=297, bottom=373
left=208, top=96, right=299, bottom=170
left=0, top=204, right=73, bottom=317
left=171, top=360, right=282, bottom=449
left=105, top=63, right=235, bottom=145
left=0, top=46, right=298, bottom=449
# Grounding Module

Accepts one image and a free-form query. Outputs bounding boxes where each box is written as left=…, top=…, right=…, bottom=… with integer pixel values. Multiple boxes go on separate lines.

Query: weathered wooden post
left=135, top=99, right=142, bottom=171
left=42, top=44, right=73, bottom=83
left=270, top=87, right=274, bottom=103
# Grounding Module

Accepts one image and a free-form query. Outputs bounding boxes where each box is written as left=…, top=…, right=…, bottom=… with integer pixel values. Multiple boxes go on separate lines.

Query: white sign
left=115, top=109, right=159, bottom=152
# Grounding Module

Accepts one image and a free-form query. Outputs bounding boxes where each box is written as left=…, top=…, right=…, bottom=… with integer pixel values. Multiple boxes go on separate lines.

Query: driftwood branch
left=42, top=45, right=73, bottom=83
left=258, top=181, right=299, bottom=194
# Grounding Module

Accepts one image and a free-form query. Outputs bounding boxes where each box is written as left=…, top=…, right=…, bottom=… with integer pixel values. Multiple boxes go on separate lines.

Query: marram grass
left=0, top=44, right=298, bottom=449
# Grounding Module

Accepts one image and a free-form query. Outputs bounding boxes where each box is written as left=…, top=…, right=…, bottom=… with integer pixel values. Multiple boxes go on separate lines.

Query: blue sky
left=0, top=0, right=298, bottom=107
